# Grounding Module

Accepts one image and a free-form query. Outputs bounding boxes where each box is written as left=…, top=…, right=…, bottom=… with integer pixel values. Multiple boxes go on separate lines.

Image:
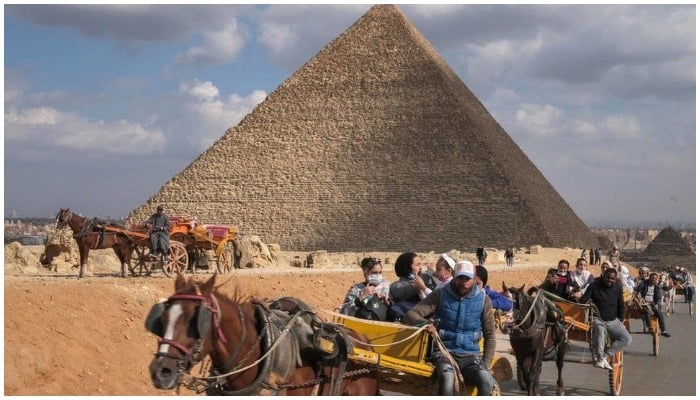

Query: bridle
left=510, top=289, right=546, bottom=337
left=154, top=293, right=229, bottom=372
left=55, top=209, right=72, bottom=230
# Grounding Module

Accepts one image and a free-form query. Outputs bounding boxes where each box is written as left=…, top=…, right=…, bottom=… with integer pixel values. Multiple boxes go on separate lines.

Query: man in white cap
left=404, top=260, right=496, bottom=395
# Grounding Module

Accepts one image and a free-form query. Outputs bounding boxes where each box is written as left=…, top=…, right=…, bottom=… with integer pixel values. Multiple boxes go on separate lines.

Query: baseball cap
left=453, top=260, right=475, bottom=279
left=440, top=253, right=456, bottom=269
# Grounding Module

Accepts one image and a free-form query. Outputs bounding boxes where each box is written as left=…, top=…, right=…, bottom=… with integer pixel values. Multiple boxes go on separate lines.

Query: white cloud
left=604, top=114, right=641, bottom=139
left=515, top=103, right=563, bottom=137
left=258, top=22, right=298, bottom=57
left=175, top=19, right=247, bottom=65
left=5, top=106, right=166, bottom=156
left=179, top=79, right=266, bottom=149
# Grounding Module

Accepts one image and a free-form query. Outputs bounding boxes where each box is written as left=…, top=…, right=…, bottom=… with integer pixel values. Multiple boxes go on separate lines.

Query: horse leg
left=113, top=242, right=127, bottom=278
left=530, top=349, right=544, bottom=396
left=78, top=244, right=89, bottom=278
left=555, top=344, right=566, bottom=395
left=523, top=356, right=536, bottom=395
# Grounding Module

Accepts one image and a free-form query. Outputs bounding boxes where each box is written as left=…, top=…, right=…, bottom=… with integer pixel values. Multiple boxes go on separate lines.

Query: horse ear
left=502, top=281, right=508, bottom=292
left=519, top=284, right=526, bottom=292
left=200, top=273, right=216, bottom=294
left=175, top=272, right=187, bottom=291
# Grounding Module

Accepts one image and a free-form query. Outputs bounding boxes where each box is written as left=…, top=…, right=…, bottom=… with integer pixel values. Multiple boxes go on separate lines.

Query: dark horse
left=503, top=282, right=567, bottom=395
left=146, top=273, right=380, bottom=395
left=55, top=208, right=133, bottom=278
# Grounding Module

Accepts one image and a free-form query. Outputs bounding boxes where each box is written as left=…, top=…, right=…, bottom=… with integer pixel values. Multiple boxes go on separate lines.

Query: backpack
left=354, top=294, right=388, bottom=321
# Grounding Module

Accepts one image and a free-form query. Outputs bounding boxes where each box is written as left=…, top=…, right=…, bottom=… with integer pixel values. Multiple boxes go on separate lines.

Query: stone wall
left=127, top=5, right=596, bottom=252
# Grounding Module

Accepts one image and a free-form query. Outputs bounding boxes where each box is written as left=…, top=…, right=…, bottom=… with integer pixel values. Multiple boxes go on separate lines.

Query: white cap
left=454, top=260, right=475, bottom=279
left=440, top=253, right=456, bottom=269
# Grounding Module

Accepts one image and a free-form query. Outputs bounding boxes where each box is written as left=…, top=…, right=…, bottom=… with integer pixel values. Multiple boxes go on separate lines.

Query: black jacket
left=579, top=277, right=625, bottom=321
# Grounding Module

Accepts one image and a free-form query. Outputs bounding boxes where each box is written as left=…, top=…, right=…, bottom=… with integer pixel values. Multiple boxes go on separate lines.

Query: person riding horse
left=146, top=205, right=170, bottom=264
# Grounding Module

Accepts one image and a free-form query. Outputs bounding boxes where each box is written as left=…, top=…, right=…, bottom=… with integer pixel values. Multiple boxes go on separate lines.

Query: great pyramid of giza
left=643, top=227, right=694, bottom=256
left=126, top=5, right=597, bottom=252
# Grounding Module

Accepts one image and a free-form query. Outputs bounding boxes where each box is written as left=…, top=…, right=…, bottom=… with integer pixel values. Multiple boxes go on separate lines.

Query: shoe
left=661, top=331, right=671, bottom=337
left=599, top=359, right=613, bottom=370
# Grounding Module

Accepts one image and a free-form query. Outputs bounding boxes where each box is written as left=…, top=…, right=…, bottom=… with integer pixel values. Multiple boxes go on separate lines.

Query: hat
left=440, top=253, right=456, bottom=269
left=475, top=265, right=488, bottom=285
left=453, top=260, right=475, bottom=279
left=639, top=266, right=649, bottom=273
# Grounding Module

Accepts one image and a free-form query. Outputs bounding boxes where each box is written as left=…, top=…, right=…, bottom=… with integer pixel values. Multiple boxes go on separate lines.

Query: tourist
left=389, top=252, right=430, bottom=322
left=339, top=257, right=390, bottom=320
left=579, top=268, right=633, bottom=370
left=635, top=272, right=671, bottom=337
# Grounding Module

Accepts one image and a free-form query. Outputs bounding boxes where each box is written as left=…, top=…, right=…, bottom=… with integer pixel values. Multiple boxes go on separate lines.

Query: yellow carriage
left=323, top=311, right=513, bottom=395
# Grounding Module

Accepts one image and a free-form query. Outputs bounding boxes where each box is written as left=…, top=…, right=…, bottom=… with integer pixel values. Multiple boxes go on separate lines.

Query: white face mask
left=367, top=273, right=384, bottom=284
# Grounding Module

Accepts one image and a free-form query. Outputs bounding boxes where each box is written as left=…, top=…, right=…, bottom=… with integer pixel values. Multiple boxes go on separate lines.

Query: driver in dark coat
left=146, top=205, right=170, bottom=263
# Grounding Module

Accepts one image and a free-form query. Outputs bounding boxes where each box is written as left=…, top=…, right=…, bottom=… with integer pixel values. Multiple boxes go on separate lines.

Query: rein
left=512, top=289, right=544, bottom=331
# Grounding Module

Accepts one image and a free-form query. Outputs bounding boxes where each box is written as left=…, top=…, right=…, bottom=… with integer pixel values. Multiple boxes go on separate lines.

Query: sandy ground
left=4, top=245, right=623, bottom=395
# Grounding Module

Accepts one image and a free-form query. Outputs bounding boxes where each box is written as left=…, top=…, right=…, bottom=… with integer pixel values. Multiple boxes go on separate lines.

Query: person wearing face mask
left=339, top=257, right=390, bottom=320
left=570, top=258, right=595, bottom=300
left=404, top=261, right=496, bottom=395
left=542, top=259, right=576, bottom=300
left=388, top=252, right=429, bottom=322
left=610, top=258, right=635, bottom=294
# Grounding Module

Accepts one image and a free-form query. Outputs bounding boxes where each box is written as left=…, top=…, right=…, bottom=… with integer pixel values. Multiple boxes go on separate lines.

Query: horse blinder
left=145, top=302, right=166, bottom=337
left=196, top=305, right=212, bottom=339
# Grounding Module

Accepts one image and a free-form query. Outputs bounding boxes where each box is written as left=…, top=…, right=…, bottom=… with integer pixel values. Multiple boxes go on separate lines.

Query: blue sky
left=3, top=4, right=696, bottom=227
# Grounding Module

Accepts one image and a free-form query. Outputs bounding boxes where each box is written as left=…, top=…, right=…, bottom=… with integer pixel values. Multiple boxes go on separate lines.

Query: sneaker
left=594, top=359, right=613, bottom=370
left=661, top=331, right=671, bottom=337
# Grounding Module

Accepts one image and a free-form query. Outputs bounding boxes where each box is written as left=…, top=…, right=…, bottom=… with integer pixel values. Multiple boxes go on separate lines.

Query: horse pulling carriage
left=145, top=274, right=513, bottom=396
left=503, top=284, right=624, bottom=396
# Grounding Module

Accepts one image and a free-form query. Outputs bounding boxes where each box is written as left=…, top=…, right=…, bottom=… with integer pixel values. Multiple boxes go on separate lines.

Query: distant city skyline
left=4, top=4, right=696, bottom=226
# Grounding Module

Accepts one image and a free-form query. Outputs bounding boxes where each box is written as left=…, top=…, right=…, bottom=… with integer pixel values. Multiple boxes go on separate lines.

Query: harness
left=148, top=293, right=370, bottom=396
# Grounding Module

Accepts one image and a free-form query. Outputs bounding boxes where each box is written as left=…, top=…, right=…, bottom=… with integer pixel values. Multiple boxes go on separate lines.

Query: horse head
left=146, top=273, right=225, bottom=390
left=55, top=208, right=72, bottom=230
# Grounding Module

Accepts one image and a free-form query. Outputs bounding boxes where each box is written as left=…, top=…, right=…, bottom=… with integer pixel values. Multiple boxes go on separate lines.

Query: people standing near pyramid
left=594, top=248, right=601, bottom=265
left=505, top=246, right=515, bottom=268
left=589, top=248, right=595, bottom=266
left=607, top=244, right=620, bottom=261
left=476, top=246, right=487, bottom=266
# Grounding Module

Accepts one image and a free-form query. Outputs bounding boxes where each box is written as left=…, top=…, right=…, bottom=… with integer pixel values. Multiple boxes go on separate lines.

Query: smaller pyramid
left=643, top=227, right=694, bottom=256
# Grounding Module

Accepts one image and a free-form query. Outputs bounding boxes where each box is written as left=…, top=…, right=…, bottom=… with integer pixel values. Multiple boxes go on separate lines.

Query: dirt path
left=4, top=246, right=624, bottom=395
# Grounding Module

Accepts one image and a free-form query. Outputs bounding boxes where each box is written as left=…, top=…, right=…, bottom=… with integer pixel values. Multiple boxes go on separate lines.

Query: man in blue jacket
left=404, top=261, right=496, bottom=395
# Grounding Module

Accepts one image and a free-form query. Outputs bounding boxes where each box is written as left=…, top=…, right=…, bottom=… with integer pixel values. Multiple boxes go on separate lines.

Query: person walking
left=404, top=261, right=496, bottom=395
left=476, top=246, right=488, bottom=266
left=146, top=205, right=170, bottom=264
left=505, top=246, right=515, bottom=268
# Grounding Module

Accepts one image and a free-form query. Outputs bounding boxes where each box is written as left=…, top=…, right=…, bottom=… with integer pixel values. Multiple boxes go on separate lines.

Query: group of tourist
left=339, top=252, right=514, bottom=395
left=338, top=246, right=693, bottom=395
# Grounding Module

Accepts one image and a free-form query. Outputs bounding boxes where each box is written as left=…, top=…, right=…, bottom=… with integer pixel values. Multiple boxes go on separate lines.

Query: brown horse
left=146, top=274, right=380, bottom=395
left=504, top=283, right=567, bottom=396
left=54, top=208, right=133, bottom=278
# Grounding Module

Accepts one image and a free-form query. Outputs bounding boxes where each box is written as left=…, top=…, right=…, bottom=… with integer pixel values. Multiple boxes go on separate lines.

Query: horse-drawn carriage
left=503, top=284, right=624, bottom=396
left=54, top=208, right=239, bottom=278
left=145, top=273, right=513, bottom=396
left=623, top=292, right=661, bottom=356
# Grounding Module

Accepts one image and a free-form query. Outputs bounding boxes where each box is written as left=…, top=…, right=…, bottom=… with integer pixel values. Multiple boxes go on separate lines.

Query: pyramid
left=126, top=5, right=597, bottom=252
left=643, top=227, right=694, bottom=256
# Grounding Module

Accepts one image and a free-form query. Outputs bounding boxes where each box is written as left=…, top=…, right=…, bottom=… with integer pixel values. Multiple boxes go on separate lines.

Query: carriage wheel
left=608, top=351, right=623, bottom=396
left=163, top=241, right=188, bottom=277
left=217, top=241, right=236, bottom=274
left=130, top=245, right=153, bottom=276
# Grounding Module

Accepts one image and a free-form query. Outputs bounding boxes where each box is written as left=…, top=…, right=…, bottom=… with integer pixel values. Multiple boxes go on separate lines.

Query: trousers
left=591, top=317, right=632, bottom=361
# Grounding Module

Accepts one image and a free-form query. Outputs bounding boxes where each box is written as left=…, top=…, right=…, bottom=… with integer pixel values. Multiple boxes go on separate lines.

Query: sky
left=3, top=3, right=696, bottom=227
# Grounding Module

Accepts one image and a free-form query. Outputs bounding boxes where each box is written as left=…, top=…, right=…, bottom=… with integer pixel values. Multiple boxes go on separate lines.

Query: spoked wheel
left=608, top=351, right=623, bottom=395
left=130, top=246, right=153, bottom=276
left=163, top=241, right=188, bottom=277
left=216, top=241, right=236, bottom=274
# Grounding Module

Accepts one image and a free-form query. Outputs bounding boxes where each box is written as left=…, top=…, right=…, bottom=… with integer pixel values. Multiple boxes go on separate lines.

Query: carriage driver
left=404, top=261, right=496, bottom=395
left=146, top=205, right=170, bottom=263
